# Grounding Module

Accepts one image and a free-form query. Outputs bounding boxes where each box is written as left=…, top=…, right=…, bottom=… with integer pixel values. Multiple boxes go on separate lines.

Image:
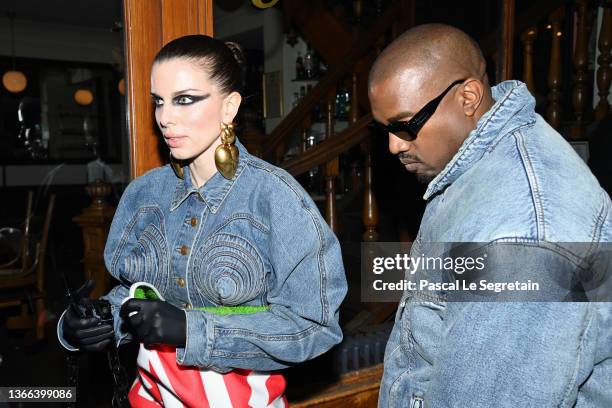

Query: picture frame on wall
left=262, top=70, right=283, bottom=118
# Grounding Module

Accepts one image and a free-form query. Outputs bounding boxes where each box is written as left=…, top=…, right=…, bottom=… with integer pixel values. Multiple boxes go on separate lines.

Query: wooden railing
left=516, top=0, right=612, bottom=138
left=264, top=0, right=407, bottom=162
left=282, top=115, right=371, bottom=176
left=595, top=2, right=612, bottom=120
left=480, top=0, right=565, bottom=69
left=265, top=0, right=414, bottom=240
left=270, top=0, right=612, bottom=244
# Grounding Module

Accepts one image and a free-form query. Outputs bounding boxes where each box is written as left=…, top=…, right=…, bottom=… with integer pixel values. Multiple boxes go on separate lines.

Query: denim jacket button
left=190, top=217, right=198, bottom=227
left=180, top=245, right=189, bottom=255
left=184, top=302, right=191, bottom=309
left=177, top=278, right=185, bottom=287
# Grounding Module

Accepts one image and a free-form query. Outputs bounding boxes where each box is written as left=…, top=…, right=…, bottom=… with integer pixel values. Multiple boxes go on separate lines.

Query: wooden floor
left=290, top=364, right=383, bottom=408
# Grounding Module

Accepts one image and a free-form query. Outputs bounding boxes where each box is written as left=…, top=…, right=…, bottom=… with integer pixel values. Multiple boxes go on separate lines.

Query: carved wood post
left=521, top=27, right=537, bottom=94
left=547, top=7, right=565, bottom=129
left=349, top=72, right=359, bottom=125
left=324, top=88, right=339, bottom=233
left=596, top=4, right=612, bottom=120
left=361, top=137, right=379, bottom=242
left=73, top=181, right=115, bottom=299
left=497, top=0, right=516, bottom=82
left=572, top=0, right=590, bottom=138
left=353, top=0, right=363, bottom=26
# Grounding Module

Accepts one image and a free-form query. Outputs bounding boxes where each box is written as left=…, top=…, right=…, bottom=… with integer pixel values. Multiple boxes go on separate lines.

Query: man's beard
left=415, top=173, right=435, bottom=184
left=399, top=152, right=434, bottom=184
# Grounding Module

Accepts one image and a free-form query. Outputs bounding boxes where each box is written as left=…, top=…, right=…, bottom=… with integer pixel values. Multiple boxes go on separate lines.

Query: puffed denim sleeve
left=176, top=189, right=348, bottom=371
left=102, top=177, right=160, bottom=347
left=104, top=174, right=170, bottom=292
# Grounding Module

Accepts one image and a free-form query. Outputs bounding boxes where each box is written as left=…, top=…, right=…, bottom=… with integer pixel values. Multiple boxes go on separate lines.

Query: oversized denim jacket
left=60, top=141, right=347, bottom=372
left=379, top=81, right=612, bottom=407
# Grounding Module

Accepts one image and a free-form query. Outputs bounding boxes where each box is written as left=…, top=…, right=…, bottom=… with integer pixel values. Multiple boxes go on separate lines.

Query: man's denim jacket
left=60, top=141, right=347, bottom=372
left=379, top=81, right=611, bottom=407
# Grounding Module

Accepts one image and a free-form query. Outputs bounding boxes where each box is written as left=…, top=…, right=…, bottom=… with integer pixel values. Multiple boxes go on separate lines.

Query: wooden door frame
left=123, top=0, right=214, bottom=179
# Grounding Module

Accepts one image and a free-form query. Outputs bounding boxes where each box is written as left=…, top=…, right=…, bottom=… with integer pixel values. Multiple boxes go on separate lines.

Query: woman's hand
left=120, top=299, right=187, bottom=347
left=63, top=306, right=114, bottom=352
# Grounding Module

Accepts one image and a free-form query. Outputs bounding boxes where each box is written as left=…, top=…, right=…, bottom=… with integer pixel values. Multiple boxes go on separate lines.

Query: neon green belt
left=133, top=286, right=269, bottom=315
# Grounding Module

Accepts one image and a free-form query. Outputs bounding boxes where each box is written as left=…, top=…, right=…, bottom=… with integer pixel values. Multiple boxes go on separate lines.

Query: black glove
left=119, top=299, right=186, bottom=347
left=62, top=280, right=114, bottom=352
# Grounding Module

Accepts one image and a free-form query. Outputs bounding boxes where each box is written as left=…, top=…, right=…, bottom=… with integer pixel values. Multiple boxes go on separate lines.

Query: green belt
left=133, top=286, right=269, bottom=315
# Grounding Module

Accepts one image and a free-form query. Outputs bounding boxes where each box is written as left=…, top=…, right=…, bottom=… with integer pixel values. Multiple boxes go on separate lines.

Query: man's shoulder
left=455, top=116, right=610, bottom=242
left=516, top=117, right=610, bottom=241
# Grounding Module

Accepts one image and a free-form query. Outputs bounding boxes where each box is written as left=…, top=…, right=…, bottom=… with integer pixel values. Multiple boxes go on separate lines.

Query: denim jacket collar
left=170, top=140, right=248, bottom=213
left=423, top=80, right=536, bottom=200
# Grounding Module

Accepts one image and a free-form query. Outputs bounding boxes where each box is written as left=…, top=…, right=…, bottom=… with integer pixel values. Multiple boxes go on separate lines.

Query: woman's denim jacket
left=379, top=81, right=612, bottom=407
left=61, top=141, right=347, bottom=372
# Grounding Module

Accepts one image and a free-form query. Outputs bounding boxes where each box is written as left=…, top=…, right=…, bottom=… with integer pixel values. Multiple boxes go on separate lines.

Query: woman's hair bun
left=224, top=41, right=246, bottom=66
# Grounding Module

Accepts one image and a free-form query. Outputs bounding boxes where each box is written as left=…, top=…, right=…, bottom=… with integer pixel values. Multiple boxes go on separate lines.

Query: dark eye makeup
left=150, top=93, right=210, bottom=107
left=173, top=94, right=208, bottom=105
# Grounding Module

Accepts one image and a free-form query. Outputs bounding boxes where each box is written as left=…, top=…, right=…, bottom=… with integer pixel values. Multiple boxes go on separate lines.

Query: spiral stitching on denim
left=192, top=232, right=265, bottom=306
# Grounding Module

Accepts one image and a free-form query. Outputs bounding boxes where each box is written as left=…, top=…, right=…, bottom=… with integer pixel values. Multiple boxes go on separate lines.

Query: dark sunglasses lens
left=392, top=130, right=416, bottom=141
left=369, top=122, right=388, bottom=137
left=388, top=123, right=416, bottom=141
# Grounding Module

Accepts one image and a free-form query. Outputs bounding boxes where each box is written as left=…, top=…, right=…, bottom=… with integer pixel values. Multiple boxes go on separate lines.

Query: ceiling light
left=2, top=12, right=27, bottom=93
left=74, top=89, right=94, bottom=106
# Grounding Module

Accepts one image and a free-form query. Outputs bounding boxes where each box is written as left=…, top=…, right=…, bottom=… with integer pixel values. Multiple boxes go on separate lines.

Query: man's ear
left=461, top=79, right=484, bottom=117
left=223, top=91, right=242, bottom=123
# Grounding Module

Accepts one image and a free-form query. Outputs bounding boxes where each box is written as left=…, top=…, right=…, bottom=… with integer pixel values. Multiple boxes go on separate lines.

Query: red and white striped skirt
left=129, top=344, right=288, bottom=408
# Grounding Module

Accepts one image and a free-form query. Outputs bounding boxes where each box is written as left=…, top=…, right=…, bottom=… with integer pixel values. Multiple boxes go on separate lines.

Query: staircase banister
left=479, top=0, right=565, bottom=58
left=263, top=1, right=403, bottom=160
left=281, top=113, right=372, bottom=176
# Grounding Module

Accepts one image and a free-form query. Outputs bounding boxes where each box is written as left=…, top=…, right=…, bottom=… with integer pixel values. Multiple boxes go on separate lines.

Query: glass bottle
left=304, top=47, right=314, bottom=79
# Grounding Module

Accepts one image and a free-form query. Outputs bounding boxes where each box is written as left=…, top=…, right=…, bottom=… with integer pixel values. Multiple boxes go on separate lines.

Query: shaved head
left=368, top=24, right=494, bottom=184
left=369, top=24, right=486, bottom=90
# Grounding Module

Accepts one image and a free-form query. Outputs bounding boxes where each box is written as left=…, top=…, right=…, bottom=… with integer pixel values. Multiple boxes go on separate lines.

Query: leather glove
left=62, top=280, right=114, bottom=352
left=119, top=299, right=186, bottom=347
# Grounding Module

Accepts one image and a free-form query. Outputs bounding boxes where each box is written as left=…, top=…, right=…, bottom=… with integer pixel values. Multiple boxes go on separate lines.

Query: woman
left=59, top=35, right=347, bottom=407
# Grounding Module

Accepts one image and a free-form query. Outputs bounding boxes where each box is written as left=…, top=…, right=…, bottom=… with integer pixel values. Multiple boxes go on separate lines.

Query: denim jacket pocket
left=122, top=222, right=170, bottom=292
left=191, top=231, right=267, bottom=307
left=400, top=297, right=447, bottom=365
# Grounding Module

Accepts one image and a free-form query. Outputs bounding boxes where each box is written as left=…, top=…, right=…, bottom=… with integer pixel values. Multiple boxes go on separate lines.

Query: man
left=368, top=24, right=611, bottom=407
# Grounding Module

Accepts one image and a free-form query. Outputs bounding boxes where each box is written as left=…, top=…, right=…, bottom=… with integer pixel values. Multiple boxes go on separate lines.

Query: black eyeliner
left=173, top=94, right=209, bottom=105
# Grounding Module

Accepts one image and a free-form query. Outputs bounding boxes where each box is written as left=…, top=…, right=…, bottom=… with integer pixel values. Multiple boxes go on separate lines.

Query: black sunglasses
left=369, top=78, right=467, bottom=141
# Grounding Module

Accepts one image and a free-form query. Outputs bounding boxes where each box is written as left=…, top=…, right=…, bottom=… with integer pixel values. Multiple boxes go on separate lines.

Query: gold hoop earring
left=215, top=122, right=239, bottom=179
left=169, top=153, right=184, bottom=179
